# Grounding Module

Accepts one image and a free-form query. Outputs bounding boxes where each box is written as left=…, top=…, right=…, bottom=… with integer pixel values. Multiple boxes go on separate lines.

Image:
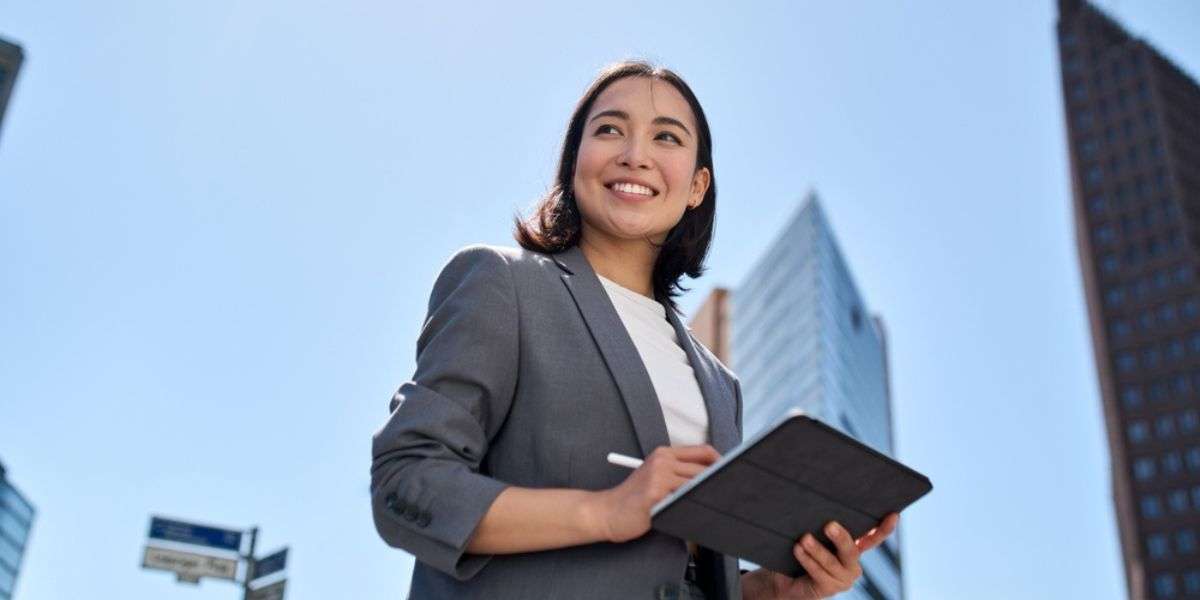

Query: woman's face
left=572, top=76, right=711, bottom=246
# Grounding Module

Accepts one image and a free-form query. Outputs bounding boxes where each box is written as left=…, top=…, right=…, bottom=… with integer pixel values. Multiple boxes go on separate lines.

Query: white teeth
left=610, top=182, right=655, bottom=196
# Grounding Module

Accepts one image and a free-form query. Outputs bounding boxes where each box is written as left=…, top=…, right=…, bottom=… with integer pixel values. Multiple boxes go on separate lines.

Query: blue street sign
left=252, top=548, right=288, bottom=581
left=148, top=517, right=242, bottom=553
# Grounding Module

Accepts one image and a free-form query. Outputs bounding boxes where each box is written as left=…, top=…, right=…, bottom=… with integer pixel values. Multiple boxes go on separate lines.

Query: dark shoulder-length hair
left=512, top=59, right=717, bottom=310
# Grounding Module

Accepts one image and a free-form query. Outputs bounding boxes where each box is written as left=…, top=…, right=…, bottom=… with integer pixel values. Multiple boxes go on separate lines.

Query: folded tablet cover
left=650, top=410, right=933, bottom=577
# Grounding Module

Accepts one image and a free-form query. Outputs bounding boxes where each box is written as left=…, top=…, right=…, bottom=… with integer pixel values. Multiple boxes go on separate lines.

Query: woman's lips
left=606, top=185, right=657, bottom=203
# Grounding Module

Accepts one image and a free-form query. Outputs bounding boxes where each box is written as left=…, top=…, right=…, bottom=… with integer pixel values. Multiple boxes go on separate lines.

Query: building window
left=1143, top=495, right=1164, bottom=519
left=1172, top=375, right=1190, bottom=395
left=1135, top=457, right=1157, bottom=481
left=1081, top=135, right=1099, bottom=156
left=1086, top=165, right=1104, bottom=186
left=1192, top=486, right=1200, bottom=510
left=1169, top=489, right=1189, bottom=513
left=1102, top=255, right=1120, bottom=275
left=1140, top=311, right=1157, bottom=331
left=1187, top=447, right=1200, bottom=472
left=1149, top=533, right=1171, bottom=558
left=1185, top=299, right=1199, bottom=320
left=1177, top=530, right=1197, bottom=554
left=1164, top=453, right=1184, bottom=476
left=1111, top=319, right=1132, bottom=339
left=1154, top=269, right=1170, bottom=289
left=1151, top=382, right=1169, bottom=403
left=1118, top=351, right=1138, bottom=373
left=1157, top=415, right=1177, bottom=439
left=1094, top=225, right=1116, bottom=245
left=1168, top=339, right=1186, bottom=361
left=1122, top=387, right=1144, bottom=408
left=1106, top=287, right=1125, bottom=307
left=1181, top=411, right=1199, bottom=434
left=1130, top=421, right=1150, bottom=443
left=1155, top=572, right=1177, bottom=597
left=1161, top=304, right=1179, bottom=324
left=1183, top=570, right=1200, bottom=594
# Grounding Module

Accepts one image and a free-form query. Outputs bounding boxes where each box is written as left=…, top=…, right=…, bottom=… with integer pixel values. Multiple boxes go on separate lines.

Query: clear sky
left=2, top=1, right=1199, bottom=599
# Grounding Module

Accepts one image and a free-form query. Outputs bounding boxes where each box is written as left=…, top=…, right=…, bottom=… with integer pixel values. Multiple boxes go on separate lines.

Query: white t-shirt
left=596, top=274, right=710, bottom=447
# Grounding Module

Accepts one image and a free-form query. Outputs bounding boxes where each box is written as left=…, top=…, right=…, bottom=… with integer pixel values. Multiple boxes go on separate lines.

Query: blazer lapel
left=661, top=302, right=739, bottom=454
left=554, top=245, right=671, bottom=458
left=553, top=244, right=740, bottom=457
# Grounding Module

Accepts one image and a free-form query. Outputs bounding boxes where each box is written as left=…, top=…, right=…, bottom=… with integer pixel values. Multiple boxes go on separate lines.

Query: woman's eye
left=596, top=124, right=620, bottom=135
left=657, top=132, right=682, bottom=144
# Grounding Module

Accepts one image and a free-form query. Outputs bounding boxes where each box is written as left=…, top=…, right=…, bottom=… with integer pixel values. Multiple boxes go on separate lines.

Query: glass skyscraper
left=0, top=461, right=34, bottom=600
left=729, top=194, right=902, bottom=600
left=0, top=36, right=23, bottom=144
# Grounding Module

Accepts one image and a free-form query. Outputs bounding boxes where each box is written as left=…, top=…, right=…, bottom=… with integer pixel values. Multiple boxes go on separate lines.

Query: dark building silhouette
left=1057, top=1, right=1200, bottom=598
left=0, top=37, right=24, bottom=144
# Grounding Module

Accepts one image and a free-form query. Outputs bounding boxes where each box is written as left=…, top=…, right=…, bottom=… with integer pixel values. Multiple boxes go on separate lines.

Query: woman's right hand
left=589, top=444, right=722, bottom=543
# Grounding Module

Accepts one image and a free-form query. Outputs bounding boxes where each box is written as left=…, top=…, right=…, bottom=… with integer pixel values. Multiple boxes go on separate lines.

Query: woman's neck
left=578, top=230, right=659, bottom=300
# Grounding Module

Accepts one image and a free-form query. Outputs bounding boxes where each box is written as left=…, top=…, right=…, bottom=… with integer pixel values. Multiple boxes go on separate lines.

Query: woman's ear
left=689, top=167, right=711, bottom=208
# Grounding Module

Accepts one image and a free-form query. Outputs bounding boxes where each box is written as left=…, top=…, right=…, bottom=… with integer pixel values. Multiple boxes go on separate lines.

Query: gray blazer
left=370, top=243, right=745, bottom=599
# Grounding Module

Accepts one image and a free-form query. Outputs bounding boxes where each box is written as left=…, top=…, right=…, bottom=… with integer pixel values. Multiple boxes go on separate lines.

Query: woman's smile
left=606, top=180, right=659, bottom=202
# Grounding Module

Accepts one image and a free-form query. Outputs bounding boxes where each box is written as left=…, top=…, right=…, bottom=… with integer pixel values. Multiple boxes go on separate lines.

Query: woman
left=370, top=60, right=899, bottom=600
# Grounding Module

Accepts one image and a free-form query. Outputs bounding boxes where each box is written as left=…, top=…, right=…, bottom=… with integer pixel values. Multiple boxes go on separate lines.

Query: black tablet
left=650, top=409, right=933, bottom=577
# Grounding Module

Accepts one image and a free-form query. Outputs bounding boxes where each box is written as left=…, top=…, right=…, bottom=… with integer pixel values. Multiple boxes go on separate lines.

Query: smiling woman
left=513, top=61, right=717, bottom=309
left=370, top=59, right=896, bottom=600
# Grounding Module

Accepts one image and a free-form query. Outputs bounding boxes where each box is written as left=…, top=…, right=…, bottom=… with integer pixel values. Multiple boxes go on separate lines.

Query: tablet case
left=650, top=409, right=933, bottom=577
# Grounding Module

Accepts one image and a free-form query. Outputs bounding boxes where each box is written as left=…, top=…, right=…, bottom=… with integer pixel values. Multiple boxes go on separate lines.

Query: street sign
left=142, top=546, right=238, bottom=582
left=248, top=578, right=287, bottom=600
left=252, top=547, right=288, bottom=581
left=148, top=516, right=242, bottom=552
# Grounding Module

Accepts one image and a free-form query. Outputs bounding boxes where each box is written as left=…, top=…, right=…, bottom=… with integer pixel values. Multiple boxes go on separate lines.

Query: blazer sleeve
left=370, top=244, right=519, bottom=580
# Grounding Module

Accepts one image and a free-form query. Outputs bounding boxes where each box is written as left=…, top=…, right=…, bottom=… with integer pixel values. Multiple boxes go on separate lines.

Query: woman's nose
left=617, top=137, right=652, bottom=170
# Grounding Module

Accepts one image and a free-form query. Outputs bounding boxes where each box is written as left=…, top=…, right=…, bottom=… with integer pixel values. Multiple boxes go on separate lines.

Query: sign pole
left=242, top=526, right=258, bottom=600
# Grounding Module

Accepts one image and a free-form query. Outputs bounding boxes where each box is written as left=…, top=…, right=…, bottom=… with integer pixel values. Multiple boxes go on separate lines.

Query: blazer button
left=417, top=512, right=431, bottom=527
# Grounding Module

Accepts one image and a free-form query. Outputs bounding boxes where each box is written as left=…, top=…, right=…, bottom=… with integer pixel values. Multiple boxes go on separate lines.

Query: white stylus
left=606, top=452, right=644, bottom=469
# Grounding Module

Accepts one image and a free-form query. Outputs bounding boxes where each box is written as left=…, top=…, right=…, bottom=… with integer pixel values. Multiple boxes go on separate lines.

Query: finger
left=669, top=444, right=722, bottom=464
left=799, top=533, right=850, bottom=582
left=824, top=522, right=861, bottom=571
left=856, top=513, right=900, bottom=552
left=793, top=539, right=838, bottom=591
left=672, top=461, right=709, bottom=478
left=660, top=473, right=693, bottom=496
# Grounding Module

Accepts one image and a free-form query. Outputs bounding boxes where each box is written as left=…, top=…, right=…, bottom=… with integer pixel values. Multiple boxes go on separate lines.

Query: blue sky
left=3, top=1, right=1199, bottom=598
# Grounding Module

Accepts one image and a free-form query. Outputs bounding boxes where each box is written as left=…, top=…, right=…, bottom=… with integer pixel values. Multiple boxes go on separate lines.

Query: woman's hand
left=748, top=513, right=900, bottom=600
left=588, top=444, right=721, bottom=543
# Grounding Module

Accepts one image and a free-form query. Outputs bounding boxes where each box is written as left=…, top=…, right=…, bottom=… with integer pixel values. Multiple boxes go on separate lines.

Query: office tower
left=689, top=287, right=732, bottom=366
left=0, top=37, right=22, bottom=144
left=724, top=194, right=900, bottom=600
left=0, top=461, right=34, bottom=600
left=1057, top=0, right=1200, bottom=597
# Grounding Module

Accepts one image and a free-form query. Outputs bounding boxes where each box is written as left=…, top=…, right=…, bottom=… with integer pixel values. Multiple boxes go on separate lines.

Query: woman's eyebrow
left=588, top=109, right=692, bottom=139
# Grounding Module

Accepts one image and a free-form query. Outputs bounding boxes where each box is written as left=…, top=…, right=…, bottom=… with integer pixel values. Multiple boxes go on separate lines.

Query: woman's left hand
left=760, top=512, right=900, bottom=600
